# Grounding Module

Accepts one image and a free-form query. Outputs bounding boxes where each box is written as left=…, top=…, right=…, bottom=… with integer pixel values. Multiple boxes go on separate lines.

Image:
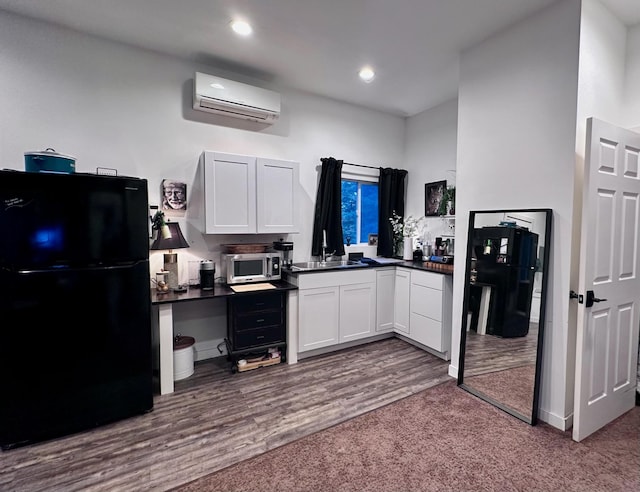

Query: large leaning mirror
left=458, top=208, right=552, bottom=425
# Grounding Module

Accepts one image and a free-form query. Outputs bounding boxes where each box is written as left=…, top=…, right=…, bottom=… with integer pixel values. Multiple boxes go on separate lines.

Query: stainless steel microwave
left=224, top=252, right=282, bottom=284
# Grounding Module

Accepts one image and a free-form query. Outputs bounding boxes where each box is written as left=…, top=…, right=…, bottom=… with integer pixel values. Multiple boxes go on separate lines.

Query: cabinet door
left=339, top=282, right=376, bottom=342
left=298, top=286, right=339, bottom=352
left=204, top=152, right=256, bottom=233
left=394, top=268, right=410, bottom=334
left=256, top=158, right=299, bottom=233
left=376, top=269, right=395, bottom=332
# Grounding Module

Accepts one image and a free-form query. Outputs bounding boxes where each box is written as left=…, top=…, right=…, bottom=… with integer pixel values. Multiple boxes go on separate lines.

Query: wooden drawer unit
left=227, top=291, right=287, bottom=353
left=234, top=310, right=283, bottom=332
left=233, top=325, right=285, bottom=351
left=231, top=293, right=283, bottom=312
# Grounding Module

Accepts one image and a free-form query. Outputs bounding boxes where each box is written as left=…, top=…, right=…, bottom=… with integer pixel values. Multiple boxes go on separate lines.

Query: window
left=341, top=179, right=378, bottom=244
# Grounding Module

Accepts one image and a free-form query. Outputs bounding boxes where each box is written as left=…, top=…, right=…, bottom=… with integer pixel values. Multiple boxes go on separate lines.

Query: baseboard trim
left=538, top=407, right=573, bottom=431
left=298, top=333, right=393, bottom=360
left=448, top=364, right=458, bottom=379
left=195, top=338, right=226, bottom=361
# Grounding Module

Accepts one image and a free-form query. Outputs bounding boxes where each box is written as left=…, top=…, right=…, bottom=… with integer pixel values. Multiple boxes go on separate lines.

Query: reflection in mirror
left=458, top=209, right=552, bottom=425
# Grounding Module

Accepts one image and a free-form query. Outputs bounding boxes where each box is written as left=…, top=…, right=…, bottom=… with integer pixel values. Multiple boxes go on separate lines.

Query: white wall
left=0, top=10, right=405, bottom=357
left=624, top=24, right=640, bottom=130
left=404, top=98, right=459, bottom=244
left=567, top=0, right=630, bottom=423
left=452, top=0, right=582, bottom=429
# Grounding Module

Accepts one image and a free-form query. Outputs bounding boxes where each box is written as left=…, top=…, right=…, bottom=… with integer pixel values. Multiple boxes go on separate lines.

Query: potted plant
left=389, top=212, right=425, bottom=259
left=438, top=186, right=456, bottom=216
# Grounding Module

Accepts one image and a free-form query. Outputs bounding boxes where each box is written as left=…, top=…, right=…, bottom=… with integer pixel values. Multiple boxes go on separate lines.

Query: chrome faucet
left=323, top=249, right=336, bottom=262
left=321, top=229, right=336, bottom=262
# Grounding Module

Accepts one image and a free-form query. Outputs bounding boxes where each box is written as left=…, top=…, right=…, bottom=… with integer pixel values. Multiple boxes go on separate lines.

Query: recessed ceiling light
left=358, top=66, right=375, bottom=83
left=231, top=20, right=253, bottom=36
left=209, top=83, right=225, bottom=90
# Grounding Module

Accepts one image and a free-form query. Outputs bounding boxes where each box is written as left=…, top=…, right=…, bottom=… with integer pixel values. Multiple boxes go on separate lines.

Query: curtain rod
left=321, top=158, right=400, bottom=171
left=343, top=161, right=380, bottom=170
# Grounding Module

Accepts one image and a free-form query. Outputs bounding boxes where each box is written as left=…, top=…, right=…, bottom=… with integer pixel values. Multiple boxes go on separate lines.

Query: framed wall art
left=425, top=180, right=447, bottom=216
left=161, top=179, right=187, bottom=217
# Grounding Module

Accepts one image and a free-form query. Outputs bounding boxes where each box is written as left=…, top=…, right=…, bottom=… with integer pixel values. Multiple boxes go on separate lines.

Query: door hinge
left=570, top=290, right=583, bottom=304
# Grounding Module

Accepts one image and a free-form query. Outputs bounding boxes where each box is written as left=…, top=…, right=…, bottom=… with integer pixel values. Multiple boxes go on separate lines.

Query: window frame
left=341, top=165, right=380, bottom=245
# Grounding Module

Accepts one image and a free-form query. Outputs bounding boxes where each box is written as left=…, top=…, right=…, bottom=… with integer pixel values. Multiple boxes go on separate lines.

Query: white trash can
left=173, top=335, right=195, bottom=381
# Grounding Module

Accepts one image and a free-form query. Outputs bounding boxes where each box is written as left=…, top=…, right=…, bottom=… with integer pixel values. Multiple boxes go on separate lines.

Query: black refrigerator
left=472, top=225, right=538, bottom=338
left=0, top=170, right=153, bottom=450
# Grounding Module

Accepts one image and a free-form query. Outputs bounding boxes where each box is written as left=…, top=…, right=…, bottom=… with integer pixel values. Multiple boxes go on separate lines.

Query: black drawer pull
left=256, top=318, right=265, bottom=323
left=257, top=335, right=265, bottom=339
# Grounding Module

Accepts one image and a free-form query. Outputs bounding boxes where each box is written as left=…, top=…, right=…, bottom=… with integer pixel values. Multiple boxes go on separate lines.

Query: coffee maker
left=273, top=239, right=294, bottom=268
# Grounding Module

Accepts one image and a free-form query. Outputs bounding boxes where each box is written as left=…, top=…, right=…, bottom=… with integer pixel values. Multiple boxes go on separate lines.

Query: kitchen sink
left=289, top=260, right=367, bottom=271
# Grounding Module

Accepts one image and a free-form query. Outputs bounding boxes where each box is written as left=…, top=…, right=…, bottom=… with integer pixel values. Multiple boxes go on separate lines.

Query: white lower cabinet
left=393, top=268, right=411, bottom=334
left=340, top=282, right=376, bottom=342
left=295, top=269, right=376, bottom=353
left=293, top=266, right=451, bottom=359
left=375, top=268, right=395, bottom=333
left=298, top=286, right=339, bottom=351
left=408, top=269, right=452, bottom=357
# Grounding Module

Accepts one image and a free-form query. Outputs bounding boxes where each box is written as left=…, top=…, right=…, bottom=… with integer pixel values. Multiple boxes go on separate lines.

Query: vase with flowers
left=389, top=211, right=425, bottom=259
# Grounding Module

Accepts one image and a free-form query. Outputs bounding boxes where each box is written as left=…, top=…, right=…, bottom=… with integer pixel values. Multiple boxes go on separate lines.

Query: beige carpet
left=174, top=380, right=640, bottom=492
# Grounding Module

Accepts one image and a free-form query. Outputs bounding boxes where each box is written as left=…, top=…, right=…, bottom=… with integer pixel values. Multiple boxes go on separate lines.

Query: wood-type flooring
left=0, top=337, right=451, bottom=492
left=460, top=323, right=540, bottom=420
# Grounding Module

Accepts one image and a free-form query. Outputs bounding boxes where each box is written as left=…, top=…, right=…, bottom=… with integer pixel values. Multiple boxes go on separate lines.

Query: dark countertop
left=151, top=279, right=298, bottom=305
left=283, top=259, right=454, bottom=277
left=394, top=260, right=454, bottom=275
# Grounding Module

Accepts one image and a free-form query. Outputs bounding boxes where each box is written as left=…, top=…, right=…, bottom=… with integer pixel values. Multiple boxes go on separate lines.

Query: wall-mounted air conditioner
left=193, top=72, right=281, bottom=123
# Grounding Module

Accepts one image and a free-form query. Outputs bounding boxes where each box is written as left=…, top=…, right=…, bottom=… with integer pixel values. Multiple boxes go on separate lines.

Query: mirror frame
left=457, top=208, right=552, bottom=425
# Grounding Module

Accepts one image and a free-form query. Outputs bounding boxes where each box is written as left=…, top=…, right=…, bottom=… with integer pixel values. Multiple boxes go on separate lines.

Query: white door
left=573, top=118, right=640, bottom=442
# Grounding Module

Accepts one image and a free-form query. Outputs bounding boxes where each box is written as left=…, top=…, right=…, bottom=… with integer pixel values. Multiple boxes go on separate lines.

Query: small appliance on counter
left=200, top=260, right=215, bottom=290
left=273, top=238, right=294, bottom=268
left=224, top=252, right=282, bottom=284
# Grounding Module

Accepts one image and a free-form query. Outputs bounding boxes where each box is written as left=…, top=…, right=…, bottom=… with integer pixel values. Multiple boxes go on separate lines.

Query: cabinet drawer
left=233, top=325, right=285, bottom=350
left=230, top=292, right=283, bottom=313
left=411, top=270, right=444, bottom=291
left=410, top=312, right=443, bottom=352
left=410, top=283, right=442, bottom=321
left=234, top=310, right=283, bottom=331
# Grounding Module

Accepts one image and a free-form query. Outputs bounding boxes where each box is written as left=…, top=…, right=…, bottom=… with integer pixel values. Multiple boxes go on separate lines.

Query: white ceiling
left=0, top=0, right=637, bottom=116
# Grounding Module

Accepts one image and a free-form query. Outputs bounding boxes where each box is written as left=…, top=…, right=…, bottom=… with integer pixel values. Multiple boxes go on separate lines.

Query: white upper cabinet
left=256, top=157, right=299, bottom=233
left=195, top=151, right=299, bottom=234
left=201, top=152, right=256, bottom=234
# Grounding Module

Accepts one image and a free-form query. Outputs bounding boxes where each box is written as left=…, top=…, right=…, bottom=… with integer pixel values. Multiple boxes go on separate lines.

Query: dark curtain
left=312, top=157, right=346, bottom=257
left=377, top=167, right=408, bottom=257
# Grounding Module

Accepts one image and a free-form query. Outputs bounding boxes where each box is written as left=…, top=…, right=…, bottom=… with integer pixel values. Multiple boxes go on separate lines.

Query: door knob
left=586, top=290, right=607, bottom=308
